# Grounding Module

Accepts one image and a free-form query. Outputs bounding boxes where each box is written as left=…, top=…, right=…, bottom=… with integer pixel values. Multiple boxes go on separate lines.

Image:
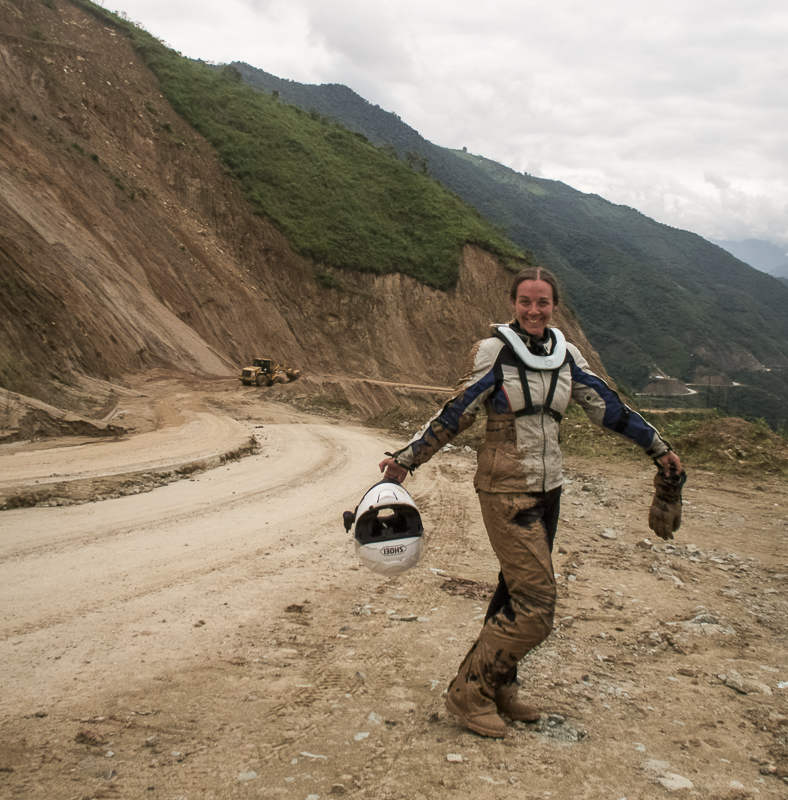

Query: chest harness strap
left=493, top=325, right=569, bottom=424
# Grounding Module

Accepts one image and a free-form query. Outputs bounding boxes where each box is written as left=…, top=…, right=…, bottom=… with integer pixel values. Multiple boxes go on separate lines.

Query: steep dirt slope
left=0, top=0, right=606, bottom=418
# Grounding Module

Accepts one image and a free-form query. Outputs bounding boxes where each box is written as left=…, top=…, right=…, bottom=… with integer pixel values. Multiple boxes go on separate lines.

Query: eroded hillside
left=0, top=0, right=606, bottom=420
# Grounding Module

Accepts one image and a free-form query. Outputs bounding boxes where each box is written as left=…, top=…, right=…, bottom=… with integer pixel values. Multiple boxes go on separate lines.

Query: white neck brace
left=495, top=325, right=567, bottom=370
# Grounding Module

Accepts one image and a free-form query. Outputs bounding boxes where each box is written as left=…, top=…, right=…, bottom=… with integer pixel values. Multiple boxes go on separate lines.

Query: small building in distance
left=639, top=376, right=694, bottom=396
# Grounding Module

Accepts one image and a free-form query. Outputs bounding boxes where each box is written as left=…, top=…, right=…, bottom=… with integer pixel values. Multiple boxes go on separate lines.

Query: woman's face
left=512, top=279, right=554, bottom=337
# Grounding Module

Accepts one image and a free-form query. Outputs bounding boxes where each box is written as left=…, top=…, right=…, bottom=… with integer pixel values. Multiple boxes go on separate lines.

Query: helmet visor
left=354, top=505, right=423, bottom=545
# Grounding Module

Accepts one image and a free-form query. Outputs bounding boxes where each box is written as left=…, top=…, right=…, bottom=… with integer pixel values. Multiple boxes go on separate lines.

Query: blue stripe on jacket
left=409, top=367, right=498, bottom=459
left=569, top=361, right=658, bottom=450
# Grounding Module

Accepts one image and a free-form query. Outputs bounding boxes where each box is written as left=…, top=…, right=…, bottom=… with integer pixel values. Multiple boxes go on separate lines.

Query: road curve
left=0, top=414, right=398, bottom=716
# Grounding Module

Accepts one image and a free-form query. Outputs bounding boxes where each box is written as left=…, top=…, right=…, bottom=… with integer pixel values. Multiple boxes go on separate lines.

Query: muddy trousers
left=447, top=488, right=561, bottom=716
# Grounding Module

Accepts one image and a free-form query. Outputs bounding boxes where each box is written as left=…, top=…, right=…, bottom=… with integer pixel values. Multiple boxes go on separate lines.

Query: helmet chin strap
left=494, top=325, right=567, bottom=370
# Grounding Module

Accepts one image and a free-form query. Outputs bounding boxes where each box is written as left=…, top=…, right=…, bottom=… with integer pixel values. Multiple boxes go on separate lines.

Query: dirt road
left=1, top=378, right=787, bottom=799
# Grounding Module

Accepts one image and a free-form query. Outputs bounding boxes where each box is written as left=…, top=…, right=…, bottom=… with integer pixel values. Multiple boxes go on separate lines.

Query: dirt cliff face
left=0, top=0, right=608, bottom=411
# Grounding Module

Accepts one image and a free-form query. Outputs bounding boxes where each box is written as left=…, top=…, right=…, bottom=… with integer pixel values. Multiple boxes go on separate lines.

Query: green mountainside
left=234, top=63, right=788, bottom=429
left=71, top=1, right=523, bottom=291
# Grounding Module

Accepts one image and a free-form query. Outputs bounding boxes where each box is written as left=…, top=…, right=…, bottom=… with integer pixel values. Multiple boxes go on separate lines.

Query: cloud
left=704, top=172, right=731, bottom=191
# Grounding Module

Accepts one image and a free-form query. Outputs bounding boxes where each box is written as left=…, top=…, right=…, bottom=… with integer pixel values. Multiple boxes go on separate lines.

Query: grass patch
left=69, top=0, right=526, bottom=290
left=562, top=405, right=788, bottom=478
left=313, top=269, right=347, bottom=292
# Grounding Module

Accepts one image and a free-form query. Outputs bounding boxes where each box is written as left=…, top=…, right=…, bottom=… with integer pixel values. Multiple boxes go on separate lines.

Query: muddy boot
left=495, top=684, right=540, bottom=722
left=444, top=692, right=507, bottom=738
left=444, top=646, right=507, bottom=739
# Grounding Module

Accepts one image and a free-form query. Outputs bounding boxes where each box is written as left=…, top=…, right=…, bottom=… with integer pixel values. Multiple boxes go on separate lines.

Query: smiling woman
left=511, top=273, right=557, bottom=337
left=378, top=264, right=684, bottom=738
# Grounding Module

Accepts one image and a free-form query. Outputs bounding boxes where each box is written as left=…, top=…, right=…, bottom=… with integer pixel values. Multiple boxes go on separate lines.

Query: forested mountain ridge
left=235, top=63, right=788, bottom=428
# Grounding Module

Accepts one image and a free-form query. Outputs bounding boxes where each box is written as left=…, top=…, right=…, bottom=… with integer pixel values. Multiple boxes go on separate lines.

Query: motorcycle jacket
left=389, top=324, right=670, bottom=493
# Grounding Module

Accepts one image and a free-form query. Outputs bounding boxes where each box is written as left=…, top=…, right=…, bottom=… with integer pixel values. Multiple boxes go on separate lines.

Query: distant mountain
left=234, top=63, right=788, bottom=430
left=710, top=238, right=788, bottom=279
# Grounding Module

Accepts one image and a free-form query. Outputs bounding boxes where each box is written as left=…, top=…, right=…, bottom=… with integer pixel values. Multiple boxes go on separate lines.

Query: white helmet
left=343, top=481, right=425, bottom=576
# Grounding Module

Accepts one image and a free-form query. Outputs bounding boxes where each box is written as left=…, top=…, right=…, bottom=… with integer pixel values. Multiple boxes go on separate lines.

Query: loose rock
left=659, top=773, right=694, bottom=791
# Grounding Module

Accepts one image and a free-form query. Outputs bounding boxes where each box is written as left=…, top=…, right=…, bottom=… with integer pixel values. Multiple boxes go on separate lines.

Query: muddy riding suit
left=388, top=323, right=670, bottom=721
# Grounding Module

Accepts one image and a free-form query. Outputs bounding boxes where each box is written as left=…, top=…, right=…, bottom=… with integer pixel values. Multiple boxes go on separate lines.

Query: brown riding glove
left=648, top=466, right=687, bottom=540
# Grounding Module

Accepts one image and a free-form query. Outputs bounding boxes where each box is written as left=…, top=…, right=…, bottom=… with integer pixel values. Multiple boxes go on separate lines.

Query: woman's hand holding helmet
left=379, top=457, right=408, bottom=484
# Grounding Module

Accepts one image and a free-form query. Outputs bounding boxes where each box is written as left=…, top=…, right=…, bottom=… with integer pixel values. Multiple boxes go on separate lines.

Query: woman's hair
left=509, top=266, right=561, bottom=306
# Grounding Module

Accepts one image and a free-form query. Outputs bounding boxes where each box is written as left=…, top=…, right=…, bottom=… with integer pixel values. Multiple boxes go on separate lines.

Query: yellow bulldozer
left=240, top=357, right=301, bottom=387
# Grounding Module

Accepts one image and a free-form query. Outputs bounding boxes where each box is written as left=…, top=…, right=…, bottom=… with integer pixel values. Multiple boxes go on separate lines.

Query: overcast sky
left=112, top=0, right=788, bottom=251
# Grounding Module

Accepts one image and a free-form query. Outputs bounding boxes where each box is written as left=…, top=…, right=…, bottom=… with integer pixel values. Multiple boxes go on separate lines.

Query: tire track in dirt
left=250, top=453, right=492, bottom=780
left=0, top=418, right=395, bottom=719
left=1, top=451, right=320, bottom=636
